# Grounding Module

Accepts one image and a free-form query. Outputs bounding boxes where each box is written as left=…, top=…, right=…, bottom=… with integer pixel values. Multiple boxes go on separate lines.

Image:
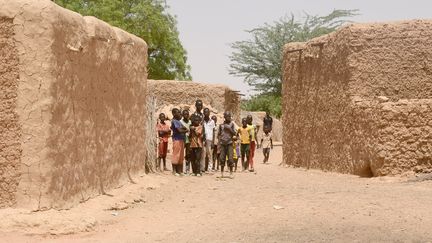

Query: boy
left=181, top=110, right=192, bottom=174
left=211, top=115, right=220, bottom=171
left=246, top=115, right=259, bottom=172
left=192, top=99, right=204, bottom=122
left=201, top=108, right=215, bottom=172
left=238, top=118, right=251, bottom=171
left=263, top=111, right=273, bottom=132
left=218, top=111, right=236, bottom=178
left=260, top=127, right=273, bottom=163
left=233, top=136, right=240, bottom=172
left=156, top=113, right=171, bottom=171
left=170, top=108, right=188, bottom=176
left=189, top=115, right=204, bottom=176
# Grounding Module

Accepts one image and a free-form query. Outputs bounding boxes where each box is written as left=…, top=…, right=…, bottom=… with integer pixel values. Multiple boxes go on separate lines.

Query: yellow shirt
left=247, top=124, right=256, bottom=142
left=238, top=126, right=251, bottom=144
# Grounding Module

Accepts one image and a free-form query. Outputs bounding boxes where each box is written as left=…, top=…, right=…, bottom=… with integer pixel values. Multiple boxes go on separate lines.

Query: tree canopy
left=229, top=10, right=357, bottom=95
left=53, top=0, right=192, bottom=80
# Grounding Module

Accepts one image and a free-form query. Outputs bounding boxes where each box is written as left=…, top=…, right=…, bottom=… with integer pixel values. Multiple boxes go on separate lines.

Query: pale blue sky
left=166, top=0, right=432, bottom=95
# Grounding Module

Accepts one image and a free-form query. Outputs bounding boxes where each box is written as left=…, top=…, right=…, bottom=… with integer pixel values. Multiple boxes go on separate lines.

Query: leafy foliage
left=241, top=95, right=282, bottom=118
left=53, top=0, right=192, bottom=80
left=230, top=9, right=357, bottom=94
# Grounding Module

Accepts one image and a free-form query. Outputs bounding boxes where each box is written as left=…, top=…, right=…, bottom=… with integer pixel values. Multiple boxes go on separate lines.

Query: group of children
left=156, top=99, right=273, bottom=178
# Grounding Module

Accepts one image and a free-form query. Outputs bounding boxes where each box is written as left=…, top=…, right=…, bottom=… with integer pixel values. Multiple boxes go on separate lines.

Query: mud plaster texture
left=282, top=20, right=432, bottom=176
left=148, top=79, right=241, bottom=123
left=0, top=0, right=148, bottom=210
left=0, top=17, right=21, bottom=208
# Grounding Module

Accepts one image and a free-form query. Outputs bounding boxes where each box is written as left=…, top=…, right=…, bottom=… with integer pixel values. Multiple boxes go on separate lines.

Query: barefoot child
left=156, top=113, right=171, bottom=171
left=260, top=128, right=273, bottom=164
left=238, top=118, right=251, bottom=171
left=211, top=115, right=220, bottom=171
left=201, top=108, right=215, bottom=172
left=170, top=108, right=188, bottom=176
left=218, top=112, right=236, bottom=178
left=246, top=115, right=259, bottom=172
left=189, top=115, right=204, bottom=176
left=181, top=110, right=192, bottom=174
left=233, top=136, right=240, bottom=172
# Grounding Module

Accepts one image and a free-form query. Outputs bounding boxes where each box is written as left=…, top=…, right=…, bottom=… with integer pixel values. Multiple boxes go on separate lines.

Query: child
left=238, top=118, right=251, bottom=171
left=246, top=115, right=259, bottom=172
left=260, top=127, right=273, bottom=163
left=233, top=136, right=240, bottom=172
left=189, top=115, right=204, bottom=176
left=170, top=108, right=188, bottom=176
left=201, top=108, right=215, bottom=173
left=218, top=111, right=236, bottom=178
left=211, top=115, right=220, bottom=171
left=181, top=110, right=192, bottom=174
left=156, top=113, right=171, bottom=171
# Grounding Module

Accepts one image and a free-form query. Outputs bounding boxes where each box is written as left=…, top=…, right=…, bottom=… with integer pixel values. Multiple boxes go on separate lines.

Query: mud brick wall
left=0, top=18, right=21, bottom=208
left=0, top=0, right=148, bottom=209
left=148, top=79, right=241, bottom=123
left=375, top=100, right=432, bottom=175
left=282, top=20, right=432, bottom=176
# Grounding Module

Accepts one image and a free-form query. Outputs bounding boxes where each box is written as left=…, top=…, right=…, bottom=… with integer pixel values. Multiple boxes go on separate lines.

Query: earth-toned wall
left=0, top=17, right=21, bottom=208
left=0, top=0, right=148, bottom=209
left=148, top=79, right=241, bottom=123
left=282, top=20, right=432, bottom=176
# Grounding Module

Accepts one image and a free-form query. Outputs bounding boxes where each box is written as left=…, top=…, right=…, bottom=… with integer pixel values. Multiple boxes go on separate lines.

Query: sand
left=1, top=146, right=432, bottom=242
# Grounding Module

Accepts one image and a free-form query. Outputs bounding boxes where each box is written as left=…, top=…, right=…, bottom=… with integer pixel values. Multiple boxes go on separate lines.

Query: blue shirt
left=171, top=119, right=185, bottom=141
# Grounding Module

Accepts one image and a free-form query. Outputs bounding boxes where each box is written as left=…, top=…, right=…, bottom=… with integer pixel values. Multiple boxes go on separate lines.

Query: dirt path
left=2, top=146, right=432, bottom=242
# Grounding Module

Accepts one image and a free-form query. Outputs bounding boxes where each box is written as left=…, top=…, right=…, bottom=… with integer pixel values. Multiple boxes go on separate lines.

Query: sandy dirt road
left=1, top=146, right=432, bottom=242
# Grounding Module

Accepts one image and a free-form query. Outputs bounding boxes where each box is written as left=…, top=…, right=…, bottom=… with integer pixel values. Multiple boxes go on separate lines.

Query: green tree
left=230, top=10, right=357, bottom=94
left=53, top=0, right=192, bottom=80
left=241, top=94, right=282, bottom=118
left=230, top=10, right=357, bottom=117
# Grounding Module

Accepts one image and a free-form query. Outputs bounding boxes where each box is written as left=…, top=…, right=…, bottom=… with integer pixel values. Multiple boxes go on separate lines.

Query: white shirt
left=203, top=119, right=215, bottom=141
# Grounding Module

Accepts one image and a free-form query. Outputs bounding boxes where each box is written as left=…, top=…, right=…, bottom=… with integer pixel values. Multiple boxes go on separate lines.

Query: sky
left=165, top=0, right=432, bottom=95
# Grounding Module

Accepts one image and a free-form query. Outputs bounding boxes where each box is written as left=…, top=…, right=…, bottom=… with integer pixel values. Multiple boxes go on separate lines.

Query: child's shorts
left=263, top=148, right=270, bottom=154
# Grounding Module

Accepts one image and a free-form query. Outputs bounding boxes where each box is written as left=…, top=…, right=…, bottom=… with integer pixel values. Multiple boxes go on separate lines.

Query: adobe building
left=282, top=20, right=432, bottom=176
left=148, top=79, right=241, bottom=123
left=0, top=0, right=148, bottom=209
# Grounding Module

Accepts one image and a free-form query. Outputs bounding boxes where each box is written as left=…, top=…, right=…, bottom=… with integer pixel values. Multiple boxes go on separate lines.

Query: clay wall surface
left=347, top=21, right=432, bottom=99
left=148, top=79, right=241, bottom=123
left=0, top=0, right=148, bottom=209
left=282, top=20, right=432, bottom=176
left=0, top=18, right=21, bottom=207
left=375, top=99, right=432, bottom=175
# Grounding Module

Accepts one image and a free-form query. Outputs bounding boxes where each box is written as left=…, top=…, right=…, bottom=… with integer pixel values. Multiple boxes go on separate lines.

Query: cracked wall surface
left=0, top=0, right=148, bottom=209
left=148, top=79, right=241, bottom=123
left=0, top=17, right=21, bottom=207
left=282, top=20, right=432, bottom=176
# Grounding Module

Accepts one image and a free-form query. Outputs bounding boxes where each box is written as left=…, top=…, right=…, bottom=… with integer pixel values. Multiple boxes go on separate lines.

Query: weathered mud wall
left=0, top=18, right=21, bottom=208
left=0, top=0, right=148, bottom=209
left=375, top=99, right=432, bottom=175
left=148, top=79, right=241, bottom=122
left=282, top=20, right=432, bottom=176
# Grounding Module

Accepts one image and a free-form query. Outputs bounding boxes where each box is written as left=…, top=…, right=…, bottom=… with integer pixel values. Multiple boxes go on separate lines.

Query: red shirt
left=156, top=122, right=170, bottom=143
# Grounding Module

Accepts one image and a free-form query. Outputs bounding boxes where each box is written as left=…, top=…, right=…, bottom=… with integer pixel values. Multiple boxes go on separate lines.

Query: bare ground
left=1, top=146, right=432, bottom=242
